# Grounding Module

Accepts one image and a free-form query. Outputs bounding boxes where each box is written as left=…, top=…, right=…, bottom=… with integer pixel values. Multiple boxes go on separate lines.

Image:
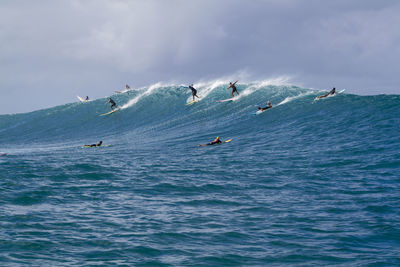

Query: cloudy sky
left=1, top=0, right=399, bottom=114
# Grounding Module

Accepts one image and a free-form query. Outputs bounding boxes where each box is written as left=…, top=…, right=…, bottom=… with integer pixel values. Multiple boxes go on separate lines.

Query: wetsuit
left=108, top=98, right=117, bottom=110
left=317, top=88, right=336, bottom=99
left=85, top=141, right=102, bottom=147
left=189, top=85, right=199, bottom=100
left=207, top=139, right=222, bottom=145
left=258, top=105, right=272, bottom=111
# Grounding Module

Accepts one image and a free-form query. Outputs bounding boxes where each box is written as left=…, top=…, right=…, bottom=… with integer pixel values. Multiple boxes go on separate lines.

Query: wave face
left=1, top=82, right=400, bottom=265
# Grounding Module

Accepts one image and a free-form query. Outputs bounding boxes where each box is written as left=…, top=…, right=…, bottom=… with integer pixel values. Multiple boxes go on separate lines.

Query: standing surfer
left=188, top=84, right=200, bottom=101
left=85, top=96, right=89, bottom=101
left=316, top=87, right=336, bottom=99
left=107, top=98, right=117, bottom=110
left=227, top=81, right=239, bottom=97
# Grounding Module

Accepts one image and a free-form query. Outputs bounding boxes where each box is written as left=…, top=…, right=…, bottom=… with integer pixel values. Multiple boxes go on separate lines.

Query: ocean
left=1, top=81, right=399, bottom=265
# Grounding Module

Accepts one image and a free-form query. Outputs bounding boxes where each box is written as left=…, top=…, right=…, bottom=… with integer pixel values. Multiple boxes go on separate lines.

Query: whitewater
left=0, top=80, right=399, bottom=265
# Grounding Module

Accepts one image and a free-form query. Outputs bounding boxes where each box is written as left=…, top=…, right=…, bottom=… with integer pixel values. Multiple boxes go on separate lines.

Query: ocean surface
left=1, top=81, right=399, bottom=266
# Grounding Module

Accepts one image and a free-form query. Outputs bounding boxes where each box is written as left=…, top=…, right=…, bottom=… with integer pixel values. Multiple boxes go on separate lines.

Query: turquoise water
left=1, top=82, right=399, bottom=265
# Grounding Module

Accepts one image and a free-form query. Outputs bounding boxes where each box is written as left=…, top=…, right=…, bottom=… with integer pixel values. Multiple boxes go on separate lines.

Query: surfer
left=258, top=100, right=272, bottom=111
left=227, top=81, right=239, bottom=97
left=188, top=84, right=200, bottom=101
left=107, top=98, right=117, bottom=110
left=85, top=96, right=89, bottom=101
left=84, top=141, right=103, bottom=147
left=199, top=136, right=222, bottom=146
left=125, top=84, right=131, bottom=90
left=316, top=87, right=336, bottom=99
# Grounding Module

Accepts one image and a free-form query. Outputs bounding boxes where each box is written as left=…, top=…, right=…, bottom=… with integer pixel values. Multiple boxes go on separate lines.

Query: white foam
left=120, top=82, right=163, bottom=109
left=120, top=75, right=293, bottom=107
left=276, top=91, right=313, bottom=106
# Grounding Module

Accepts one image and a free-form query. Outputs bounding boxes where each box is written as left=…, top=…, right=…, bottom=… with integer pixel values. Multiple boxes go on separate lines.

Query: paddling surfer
left=316, top=87, right=336, bottom=99
left=199, top=136, right=223, bottom=146
left=84, top=141, right=103, bottom=147
left=258, top=100, right=272, bottom=111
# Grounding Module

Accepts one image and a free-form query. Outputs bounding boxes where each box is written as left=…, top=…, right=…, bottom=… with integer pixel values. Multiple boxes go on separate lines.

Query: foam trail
left=235, top=76, right=292, bottom=101
left=120, top=82, right=163, bottom=109
left=189, top=79, right=230, bottom=103
left=276, top=91, right=312, bottom=106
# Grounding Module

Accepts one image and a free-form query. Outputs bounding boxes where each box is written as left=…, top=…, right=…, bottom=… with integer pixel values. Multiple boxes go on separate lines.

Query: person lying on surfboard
left=199, top=136, right=223, bottom=146
left=107, top=98, right=117, bottom=110
left=227, top=81, right=239, bottom=97
left=316, top=87, right=336, bottom=99
left=188, top=84, right=200, bottom=101
left=258, top=100, right=272, bottom=111
left=84, top=141, right=103, bottom=147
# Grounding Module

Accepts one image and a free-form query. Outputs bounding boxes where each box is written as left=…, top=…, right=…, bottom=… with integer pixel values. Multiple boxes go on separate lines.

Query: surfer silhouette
left=85, top=96, right=89, bottom=101
left=107, top=98, right=117, bottom=110
left=188, top=84, right=200, bottom=101
left=227, top=81, right=239, bottom=97
left=316, top=87, right=336, bottom=99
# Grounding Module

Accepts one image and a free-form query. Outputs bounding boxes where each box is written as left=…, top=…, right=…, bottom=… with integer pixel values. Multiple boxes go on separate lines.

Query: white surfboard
left=77, top=95, right=89, bottom=102
left=115, top=89, right=129, bottom=94
left=252, top=107, right=272, bottom=115
left=100, top=108, right=120, bottom=116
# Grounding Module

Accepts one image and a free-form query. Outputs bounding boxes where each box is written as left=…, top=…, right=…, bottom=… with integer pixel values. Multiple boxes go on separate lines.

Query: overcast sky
left=1, top=0, right=399, bottom=114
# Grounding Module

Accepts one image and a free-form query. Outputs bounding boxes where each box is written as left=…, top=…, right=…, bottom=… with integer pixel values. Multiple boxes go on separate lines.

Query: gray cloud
left=0, top=0, right=399, bottom=114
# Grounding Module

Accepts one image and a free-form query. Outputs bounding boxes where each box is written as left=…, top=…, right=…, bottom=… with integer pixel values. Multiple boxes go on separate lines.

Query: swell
left=0, top=82, right=399, bottom=151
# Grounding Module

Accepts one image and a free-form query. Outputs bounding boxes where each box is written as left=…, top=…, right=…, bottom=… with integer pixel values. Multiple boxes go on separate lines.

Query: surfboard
left=252, top=110, right=264, bottom=115
left=77, top=95, right=89, bottom=102
left=100, top=108, right=119, bottom=116
left=253, top=106, right=273, bottom=115
left=115, top=89, right=129, bottom=94
left=314, top=89, right=346, bottom=101
left=217, top=97, right=235, bottom=103
left=185, top=99, right=200, bottom=106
